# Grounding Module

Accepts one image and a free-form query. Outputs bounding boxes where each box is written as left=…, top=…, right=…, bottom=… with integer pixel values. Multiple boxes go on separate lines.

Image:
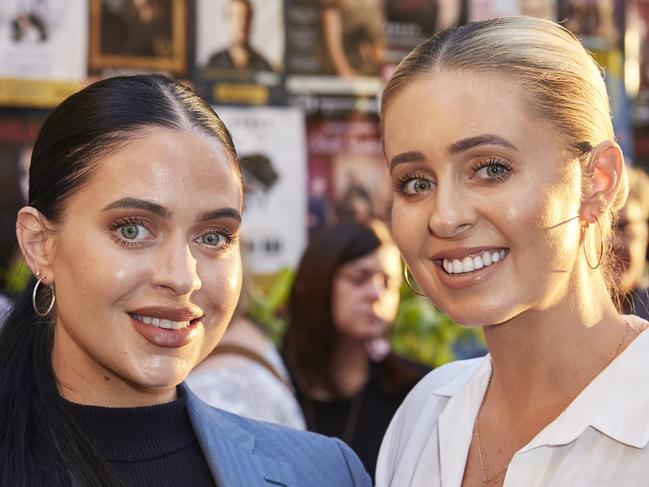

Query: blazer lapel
left=183, top=384, right=296, bottom=486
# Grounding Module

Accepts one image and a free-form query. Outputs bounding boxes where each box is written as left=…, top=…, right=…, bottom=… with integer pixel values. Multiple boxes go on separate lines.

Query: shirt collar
left=433, top=316, right=649, bottom=451
left=524, top=318, right=649, bottom=450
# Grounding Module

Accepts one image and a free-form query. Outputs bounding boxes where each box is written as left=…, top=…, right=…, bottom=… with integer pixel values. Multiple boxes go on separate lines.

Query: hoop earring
left=583, top=215, right=603, bottom=270
left=403, top=264, right=426, bottom=297
left=32, top=278, right=55, bottom=317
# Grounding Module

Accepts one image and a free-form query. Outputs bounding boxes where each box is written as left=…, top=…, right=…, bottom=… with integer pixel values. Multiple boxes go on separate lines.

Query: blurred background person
left=612, top=165, right=649, bottom=319
left=186, top=248, right=305, bottom=430
left=283, top=220, right=430, bottom=481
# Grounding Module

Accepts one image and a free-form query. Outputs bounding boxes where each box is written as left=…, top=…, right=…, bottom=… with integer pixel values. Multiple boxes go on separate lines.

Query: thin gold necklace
left=474, top=321, right=631, bottom=487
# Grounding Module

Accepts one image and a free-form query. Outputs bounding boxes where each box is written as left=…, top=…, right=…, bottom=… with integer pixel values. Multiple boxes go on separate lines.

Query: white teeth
left=442, top=250, right=508, bottom=275
left=482, top=251, right=492, bottom=266
left=132, top=314, right=189, bottom=330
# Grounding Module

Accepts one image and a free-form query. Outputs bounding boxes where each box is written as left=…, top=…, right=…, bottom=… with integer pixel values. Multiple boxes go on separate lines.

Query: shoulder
left=184, top=385, right=370, bottom=486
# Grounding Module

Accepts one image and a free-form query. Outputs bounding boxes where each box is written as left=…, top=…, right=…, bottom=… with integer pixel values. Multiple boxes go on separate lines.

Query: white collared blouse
left=376, top=317, right=649, bottom=487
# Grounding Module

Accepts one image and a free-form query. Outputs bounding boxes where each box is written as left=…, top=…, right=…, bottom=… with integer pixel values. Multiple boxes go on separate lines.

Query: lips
left=427, top=246, right=509, bottom=290
left=128, top=306, right=204, bottom=348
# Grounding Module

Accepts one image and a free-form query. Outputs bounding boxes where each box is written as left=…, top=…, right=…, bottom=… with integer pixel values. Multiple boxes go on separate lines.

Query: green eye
left=201, top=233, right=223, bottom=246
left=404, top=178, right=433, bottom=195
left=486, top=165, right=506, bottom=177
left=121, top=224, right=140, bottom=240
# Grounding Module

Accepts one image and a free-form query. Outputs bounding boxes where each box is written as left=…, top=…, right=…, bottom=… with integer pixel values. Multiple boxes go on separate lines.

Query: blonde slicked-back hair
left=381, top=16, right=628, bottom=274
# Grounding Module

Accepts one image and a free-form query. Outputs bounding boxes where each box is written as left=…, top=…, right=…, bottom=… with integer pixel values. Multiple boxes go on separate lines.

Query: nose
left=152, top=237, right=202, bottom=296
left=428, top=180, right=477, bottom=239
left=366, top=274, right=387, bottom=301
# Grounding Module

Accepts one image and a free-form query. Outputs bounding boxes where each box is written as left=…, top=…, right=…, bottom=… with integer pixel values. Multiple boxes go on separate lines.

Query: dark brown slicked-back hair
left=283, top=221, right=394, bottom=398
left=0, top=74, right=240, bottom=487
left=380, top=16, right=628, bottom=297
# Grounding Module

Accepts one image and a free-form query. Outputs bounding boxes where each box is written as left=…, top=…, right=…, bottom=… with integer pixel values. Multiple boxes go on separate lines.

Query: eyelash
left=108, top=217, right=237, bottom=254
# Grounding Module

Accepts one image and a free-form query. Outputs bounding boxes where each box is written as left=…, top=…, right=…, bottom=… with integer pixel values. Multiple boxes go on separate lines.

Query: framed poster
left=89, top=0, right=187, bottom=75
left=306, top=113, right=391, bottom=237
left=195, top=0, right=284, bottom=105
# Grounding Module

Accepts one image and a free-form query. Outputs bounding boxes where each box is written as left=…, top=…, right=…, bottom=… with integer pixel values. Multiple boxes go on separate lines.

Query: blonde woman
left=376, top=17, right=649, bottom=487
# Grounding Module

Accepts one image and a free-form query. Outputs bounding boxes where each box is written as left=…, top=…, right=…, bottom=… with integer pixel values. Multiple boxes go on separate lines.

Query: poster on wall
left=89, top=0, right=188, bottom=76
left=0, top=0, right=86, bottom=107
left=194, top=0, right=284, bottom=105
left=215, top=106, right=307, bottom=274
left=306, top=113, right=391, bottom=238
left=0, top=108, right=48, bottom=296
left=469, top=0, right=556, bottom=20
left=386, top=0, right=468, bottom=78
left=286, top=0, right=386, bottom=99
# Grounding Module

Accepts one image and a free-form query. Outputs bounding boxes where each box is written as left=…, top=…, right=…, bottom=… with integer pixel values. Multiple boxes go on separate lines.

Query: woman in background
left=0, top=74, right=369, bottom=486
left=283, top=220, right=430, bottom=481
left=376, top=16, right=649, bottom=487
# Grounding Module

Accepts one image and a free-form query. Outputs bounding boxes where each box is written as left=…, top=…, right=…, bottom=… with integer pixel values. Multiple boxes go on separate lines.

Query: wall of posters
left=195, top=0, right=284, bottom=105
left=215, top=106, right=307, bottom=274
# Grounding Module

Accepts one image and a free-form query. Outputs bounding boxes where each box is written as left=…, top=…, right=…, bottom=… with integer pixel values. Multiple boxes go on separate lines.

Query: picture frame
left=89, top=0, right=187, bottom=75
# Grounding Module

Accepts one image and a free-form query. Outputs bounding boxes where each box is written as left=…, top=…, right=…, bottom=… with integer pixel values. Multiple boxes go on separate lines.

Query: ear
left=16, top=207, right=57, bottom=284
left=579, top=141, right=623, bottom=223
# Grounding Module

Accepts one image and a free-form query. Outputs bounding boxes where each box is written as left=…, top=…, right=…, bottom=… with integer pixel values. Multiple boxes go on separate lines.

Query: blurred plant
left=392, top=283, right=486, bottom=368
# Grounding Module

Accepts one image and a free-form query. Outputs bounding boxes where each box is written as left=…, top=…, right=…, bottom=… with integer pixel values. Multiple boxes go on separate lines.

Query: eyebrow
left=103, top=198, right=172, bottom=219
left=389, top=134, right=518, bottom=171
left=103, top=198, right=241, bottom=223
left=448, top=134, right=518, bottom=154
left=197, top=208, right=242, bottom=222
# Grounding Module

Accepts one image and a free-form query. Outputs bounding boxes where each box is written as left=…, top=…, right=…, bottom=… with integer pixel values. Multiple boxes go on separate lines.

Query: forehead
left=71, top=127, right=242, bottom=214
left=383, top=70, right=561, bottom=157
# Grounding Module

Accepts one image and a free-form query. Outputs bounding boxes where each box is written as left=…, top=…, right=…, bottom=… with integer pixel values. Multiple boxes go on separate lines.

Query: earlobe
left=579, top=141, right=623, bottom=223
left=16, top=207, right=56, bottom=283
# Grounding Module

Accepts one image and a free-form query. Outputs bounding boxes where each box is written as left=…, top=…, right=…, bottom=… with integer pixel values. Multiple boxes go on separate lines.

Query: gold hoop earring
left=403, top=263, right=426, bottom=297
left=32, top=278, right=55, bottom=317
left=583, top=215, right=603, bottom=270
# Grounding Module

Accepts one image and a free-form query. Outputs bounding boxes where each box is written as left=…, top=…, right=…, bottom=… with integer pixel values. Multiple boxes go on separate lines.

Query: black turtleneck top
left=64, top=387, right=216, bottom=487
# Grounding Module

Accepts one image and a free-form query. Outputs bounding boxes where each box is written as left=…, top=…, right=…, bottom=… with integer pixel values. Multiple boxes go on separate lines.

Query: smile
left=130, top=314, right=193, bottom=329
left=442, top=249, right=508, bottom=275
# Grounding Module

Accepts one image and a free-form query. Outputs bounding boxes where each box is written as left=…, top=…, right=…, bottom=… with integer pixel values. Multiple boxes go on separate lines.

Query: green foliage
left=392, top=283, right=486, bottom=368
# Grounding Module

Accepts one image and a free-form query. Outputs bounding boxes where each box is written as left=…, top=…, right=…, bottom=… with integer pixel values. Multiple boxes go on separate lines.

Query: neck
left=330, top=336, right=370, bottom=398
left=483, top=273, right=632, bottom=413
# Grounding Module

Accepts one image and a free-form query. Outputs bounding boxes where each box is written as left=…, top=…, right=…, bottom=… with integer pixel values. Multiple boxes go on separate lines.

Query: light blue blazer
left=183, top=384, right=371, bottom=486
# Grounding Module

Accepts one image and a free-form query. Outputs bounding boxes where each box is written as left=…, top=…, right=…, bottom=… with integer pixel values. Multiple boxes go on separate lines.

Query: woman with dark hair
left=0, top=74, right=369, bottom=487
left=283, top=221, right=430, bottom=481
